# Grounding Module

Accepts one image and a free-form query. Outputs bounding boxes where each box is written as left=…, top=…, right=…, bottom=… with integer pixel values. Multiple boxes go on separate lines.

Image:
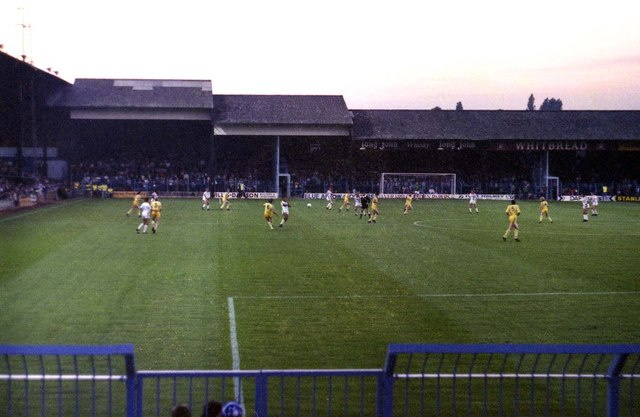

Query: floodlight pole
left=17, top=2, right=32, bottom=64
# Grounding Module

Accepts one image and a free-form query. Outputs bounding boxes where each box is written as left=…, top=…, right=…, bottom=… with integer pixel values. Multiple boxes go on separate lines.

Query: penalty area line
left=227, top=297, right=244, bottom=405
left=412, top=220, right=640, bottom=236
left=234, top=291, right=640, bottom=300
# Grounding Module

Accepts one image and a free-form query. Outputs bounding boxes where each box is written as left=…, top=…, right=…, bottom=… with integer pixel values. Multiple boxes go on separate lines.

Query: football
left=307, top=203, right=312, bottom=208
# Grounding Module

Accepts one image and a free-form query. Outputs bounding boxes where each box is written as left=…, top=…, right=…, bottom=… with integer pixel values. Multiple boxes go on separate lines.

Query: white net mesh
left=380, top=173, right=457, bottom=195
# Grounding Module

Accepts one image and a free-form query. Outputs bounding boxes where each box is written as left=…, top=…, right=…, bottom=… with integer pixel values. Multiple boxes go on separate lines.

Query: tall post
left=275, top=136, right=280, bottom=196
left=124, top=350, right=137, bottom=417
left=17, top=76, right=25, bottom=178
left=255, top=371, right=268, bottom=417
left=381, top=349, right=397, bottom=417
left=210, top=130, right=217, bottom=192
left=606, top=354, right=627, bottom=417
left=29, top=74, right=37, bottom=177
left=544, top=151, right=550, bottom=200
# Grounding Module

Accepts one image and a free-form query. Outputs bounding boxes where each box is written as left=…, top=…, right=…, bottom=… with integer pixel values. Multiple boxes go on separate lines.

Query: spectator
left=221, top=402, right=244, bottom=417
left=172, top=403, right=191, bottom=417
left=201, top=400, right=222, bottom=417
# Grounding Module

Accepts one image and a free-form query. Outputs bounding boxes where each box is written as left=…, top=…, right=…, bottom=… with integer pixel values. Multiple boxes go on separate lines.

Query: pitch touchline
left=234, top=291, right=640, bottom=300
left=227, top=297, right=244, bottom=405
left=0, top=198, right=88, bottom=224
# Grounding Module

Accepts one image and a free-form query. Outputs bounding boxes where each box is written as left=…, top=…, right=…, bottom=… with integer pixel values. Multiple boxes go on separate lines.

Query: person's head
left=201, top=400, right=222, bottom=417
left=144, top=197, right=150, bottom=202
left=268, top=198, right=273, bottom=204
left=221, top=402, right=244, bottom=417
left=172, top=403, right=191, bottom=417
left=540, top=196, right=545, bottom=201
left=511, top=199, right=516, bottom=205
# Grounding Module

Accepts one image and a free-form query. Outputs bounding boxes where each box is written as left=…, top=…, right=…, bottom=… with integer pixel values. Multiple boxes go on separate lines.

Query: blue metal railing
left=2, top=344, right=639, bottom=417
left=383, top=344, right=640, bottom=417
left=0, top=345, right=136, bottom=417
left=136, top=369, right=383, bottom=417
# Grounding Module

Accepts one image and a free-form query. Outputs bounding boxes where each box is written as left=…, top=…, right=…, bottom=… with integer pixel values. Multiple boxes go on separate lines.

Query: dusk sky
left=2, top=0, right=639, bottom=110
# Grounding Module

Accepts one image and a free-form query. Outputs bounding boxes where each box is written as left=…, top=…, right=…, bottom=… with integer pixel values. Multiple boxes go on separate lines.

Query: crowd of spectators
left=2, top=140, right=640, bottom=212
left=72, top=158, right=211, bottom=193
left=70, top=157, right=272, bottom=194
left=13, top=153, right=640, bottom=200
left=0, top=175, right=60, bottom=209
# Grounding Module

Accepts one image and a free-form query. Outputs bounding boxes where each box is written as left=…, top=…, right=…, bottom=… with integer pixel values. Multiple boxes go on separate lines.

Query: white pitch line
left=234, top=291, right=640, bottom=300
left=227, top=297, right=244, bottom=405
left=412, top=220, right=640, bottom=236
left=0, top=198, right=87, bottom=224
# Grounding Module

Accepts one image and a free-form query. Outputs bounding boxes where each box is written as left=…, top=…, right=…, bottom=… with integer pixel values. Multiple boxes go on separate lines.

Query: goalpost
left=546, top=176, right=560, bottom=200
left=380, top=173, right=457, bottom=195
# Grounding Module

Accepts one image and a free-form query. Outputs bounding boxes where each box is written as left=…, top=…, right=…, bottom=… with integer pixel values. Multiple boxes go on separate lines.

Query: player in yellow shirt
left=403, top=194, right=413, bottom=215
left=126, top=191, right=142, bottom=216
left=263, top=198, right=279, bottom=230
left=539, top=197, right=553, bottom=223
left=502, top=199, right=521, bottom=241
left=339, top=193, right=351, bottom=212
left=220, top=189, right=231, bottom=211
left=368, top=193, right=380, bottom=223
left=150, top=197, right=162, bottom=234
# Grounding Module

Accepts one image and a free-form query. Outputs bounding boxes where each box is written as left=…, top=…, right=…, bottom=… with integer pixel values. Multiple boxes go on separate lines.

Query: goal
left=380, top=173, right=457, bottom=195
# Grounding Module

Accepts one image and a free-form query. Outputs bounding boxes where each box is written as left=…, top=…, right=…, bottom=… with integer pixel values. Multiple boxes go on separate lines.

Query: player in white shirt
left=136, top=198, right=152, bottom=234
left=325, top=188, right=333, bottom=210
left=279, top=198, right=290, bottom=227
left=581, top=195, right=591, bottom=222
left=353, top=192, right=362, bottom=216
left=202, top=189, right=211, bottom=210
left=151, top=191, right=159, bottom=202
left=468, top=190, right=478, bottom=213
left=590, top=193, right=599, bottom=216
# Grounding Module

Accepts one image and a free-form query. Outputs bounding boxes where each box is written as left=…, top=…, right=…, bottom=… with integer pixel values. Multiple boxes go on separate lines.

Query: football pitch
left=1, top=197, right=639, bottom=372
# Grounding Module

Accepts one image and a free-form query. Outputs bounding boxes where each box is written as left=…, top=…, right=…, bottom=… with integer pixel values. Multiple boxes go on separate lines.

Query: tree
left=455, top=101, right=463, bottom=111
left=539, top=97, right=563, bottom=111
left=527, top=94, right=535, bottom=111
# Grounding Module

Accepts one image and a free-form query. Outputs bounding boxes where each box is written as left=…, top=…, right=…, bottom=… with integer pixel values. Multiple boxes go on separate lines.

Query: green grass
left=1, top=197, right=639, bottom=372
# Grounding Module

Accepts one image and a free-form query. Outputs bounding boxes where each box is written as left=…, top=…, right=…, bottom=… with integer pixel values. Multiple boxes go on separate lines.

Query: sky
left=1, top=0, right=640, bottom=110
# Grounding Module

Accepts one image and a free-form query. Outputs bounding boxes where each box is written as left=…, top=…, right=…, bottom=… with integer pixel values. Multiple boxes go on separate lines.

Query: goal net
left=380, top=173, right=457, bottom=195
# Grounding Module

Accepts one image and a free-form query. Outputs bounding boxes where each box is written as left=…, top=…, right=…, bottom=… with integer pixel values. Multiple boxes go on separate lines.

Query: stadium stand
left=3, top=45, right=640, bottom=207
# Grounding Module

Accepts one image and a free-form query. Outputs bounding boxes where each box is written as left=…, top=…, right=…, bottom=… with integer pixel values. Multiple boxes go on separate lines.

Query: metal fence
left=383, top=344, right=640, bottom=417
left=2, top=344, right=639, bottom=417
left=0, top=345, right=136, bottom=417
left=136, top=369, right=382, bottom=417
